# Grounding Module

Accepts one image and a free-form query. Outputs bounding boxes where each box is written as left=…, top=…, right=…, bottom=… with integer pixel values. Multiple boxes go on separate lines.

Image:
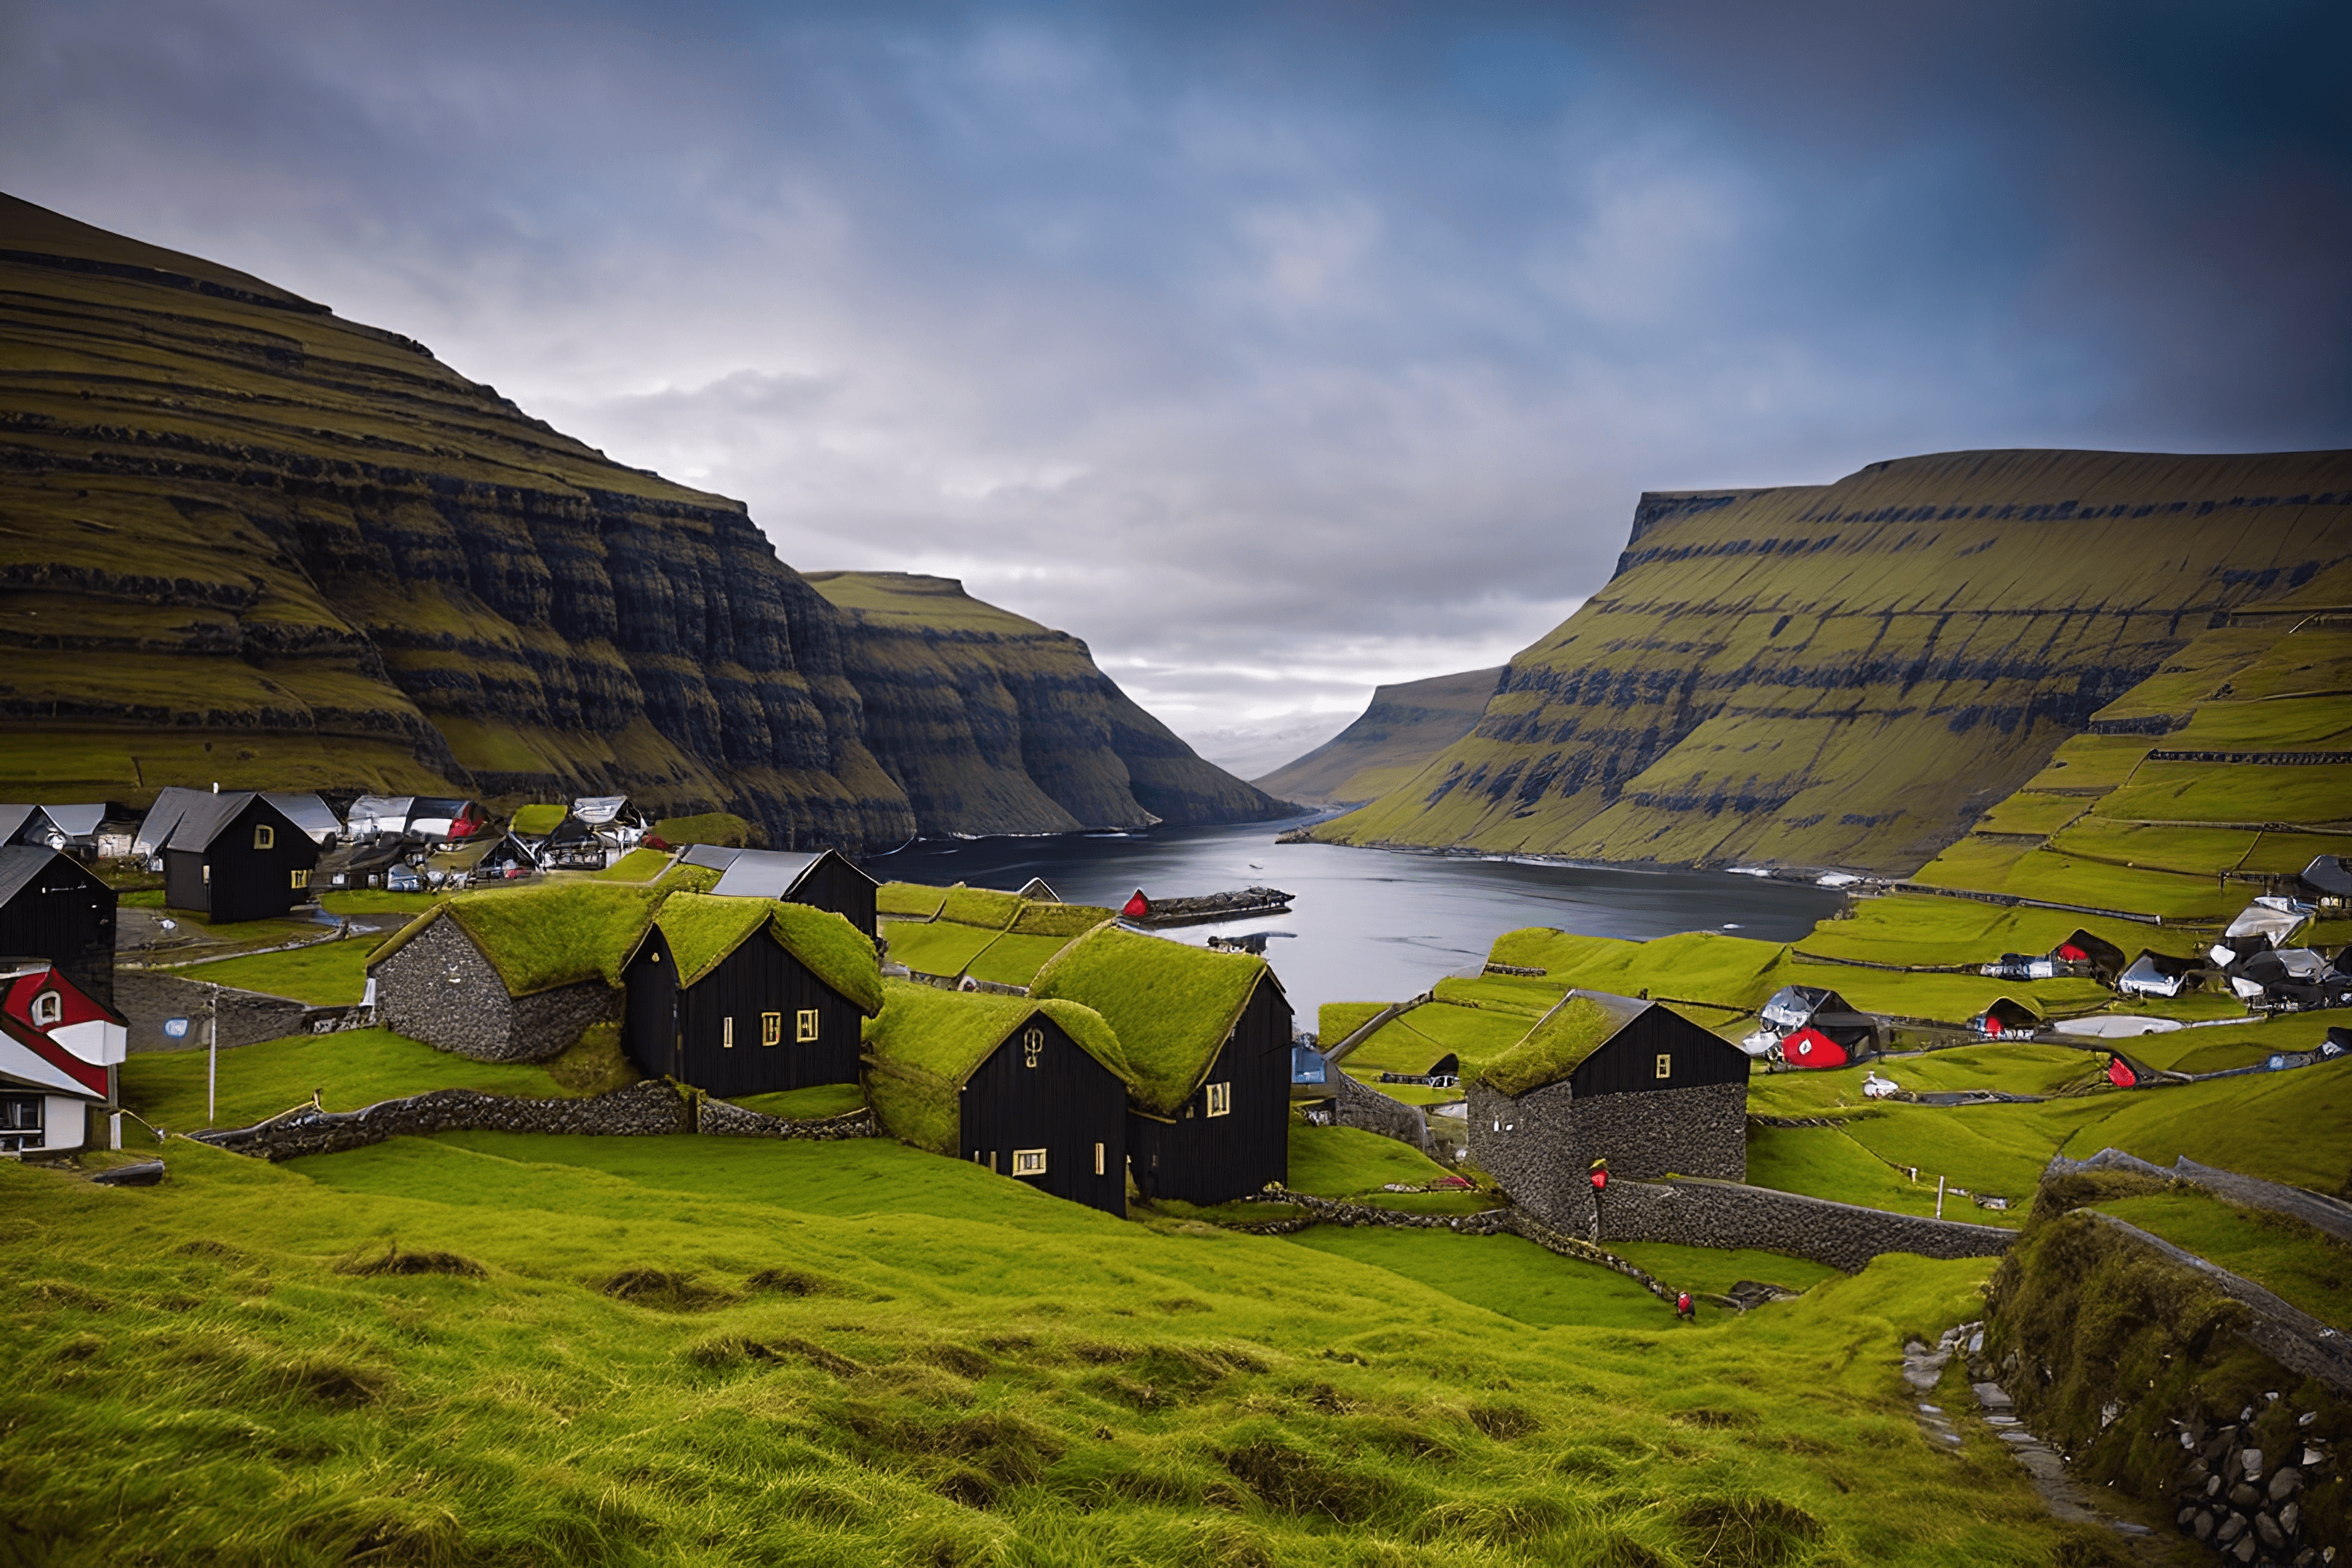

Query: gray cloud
left=3, top=0, right=2345, bottom=771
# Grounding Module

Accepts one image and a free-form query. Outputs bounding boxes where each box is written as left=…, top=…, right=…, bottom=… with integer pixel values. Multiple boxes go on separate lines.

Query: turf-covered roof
left=368, top=881, right=665, bottom=995
left=509, top=803, right=567, bottom=837
left=1472, top=992, right=1645, bottom=1098
left=878, top=881, right=950, bottom=919
left=939, top=886, right=1024, bottom=929
left=770, top=902, right=886, bottom=1015
left=650, top=893, right=777, bottom=986
left=861, top=979, right=1129, bottom=1154
left=1009, top=901, right=1116, bottom=938
left=1028, top=925, right=1268, bottom=1117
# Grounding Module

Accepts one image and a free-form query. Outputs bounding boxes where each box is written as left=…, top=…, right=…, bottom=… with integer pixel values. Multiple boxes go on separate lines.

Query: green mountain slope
left=0, top=193, right=1276, bottom=845
left=1251, top=665, right=1502, bottom=806
left=1316, top=449, right=2352, bottom=874
left=806, top=572, right=1288, bottom=834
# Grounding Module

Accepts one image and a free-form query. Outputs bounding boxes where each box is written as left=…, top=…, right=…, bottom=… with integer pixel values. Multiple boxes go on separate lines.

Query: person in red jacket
left=1675, top=1291, right=1695, bottom=1322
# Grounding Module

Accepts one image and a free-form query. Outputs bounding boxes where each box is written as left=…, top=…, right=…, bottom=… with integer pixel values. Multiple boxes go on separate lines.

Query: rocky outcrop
left=1318, top=449, right=2352, bottom=874
left=0, top=194, right=1276, bottom=850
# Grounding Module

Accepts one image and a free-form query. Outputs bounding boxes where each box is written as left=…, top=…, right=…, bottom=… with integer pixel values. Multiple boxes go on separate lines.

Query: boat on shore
left=1119, top=886, right=1293, bottom=928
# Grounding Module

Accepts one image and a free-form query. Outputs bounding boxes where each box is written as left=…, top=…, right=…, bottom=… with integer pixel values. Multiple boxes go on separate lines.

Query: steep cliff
left=0, top=193, right=1273, bottom=848
left=1317, top=449, right=2352, bottom=874
left=1251, top=665, right=1502, bottom=806
left=803, top=571, right=1291, bottom=835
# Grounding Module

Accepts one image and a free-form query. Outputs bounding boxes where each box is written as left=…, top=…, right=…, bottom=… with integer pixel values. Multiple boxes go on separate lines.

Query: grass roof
left=939, top=886, right=1024, bottom=929
left=1029, top=927, right=1266, bottom=1117
left=877, top=882, right=950, bottom=920
left=862, top=980, right=1129, bottom=1154
left=773, top=903, right=886, bottom=1015
left=1472, top=995, right=1626, bottom=1098
left=1009, top=902, right=1116, bottom=938
left=509, top=803, right=566, bottom=836
left=650, top=894, right=776, bottom=986
left=369, top=882, right=665, bottom=995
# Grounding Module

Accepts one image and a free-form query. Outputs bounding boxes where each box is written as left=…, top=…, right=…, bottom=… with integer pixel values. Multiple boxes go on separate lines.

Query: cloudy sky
left=4, top=1, right=2347, bottom=777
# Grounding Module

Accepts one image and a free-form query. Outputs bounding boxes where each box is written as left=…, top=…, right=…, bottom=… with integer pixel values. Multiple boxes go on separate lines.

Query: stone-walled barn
left=368, top=883, right=661, bottom=1062
left=1467, top=990, right=1749, bottom=1233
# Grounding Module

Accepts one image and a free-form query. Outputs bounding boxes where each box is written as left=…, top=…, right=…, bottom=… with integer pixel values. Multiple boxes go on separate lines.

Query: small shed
left=1466, top=991, right=1750, bottom=1231
left=317, top=838, right=416, bottom=893
left=620, top=894, right=880, bottom=1097
left=343, top=794, right=418, bottom=841
left=2118, top=949, right=2197, bottom=999
left=2299, top=856, right=2352, bottom=911
left=862, top=980, right=1131, bottom=1216
left=262, top=793, right=343, bottom=846
left=368, top=881, right=663, bottom=1061
left=0, top=846, right=118, bottom=1009
left=2049, top=929, right=2128, bottom=980
left=1756, top=983, right=1877, bottom=1060
left=0, top=959, right=125, bottom=1154
left=1030, top=925, right=1292, bottom=1204
left=2231, top=948, right=2351, bottom=1010
left=155, top=792, right=322, bottom=925
left=705, top=848, right=879, bottom=939
left=1, top=804, right=109, bottom=856
left=535, top=812, right=612, bottom=871
left=1778, top=1026, right=1853, bottom=1069
left=1965, top=997, right=2041, bottom=1038
left=1016, top=877, right=1061, bottom=903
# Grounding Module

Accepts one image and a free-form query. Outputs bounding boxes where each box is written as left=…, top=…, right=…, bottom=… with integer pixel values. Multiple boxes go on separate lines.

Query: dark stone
left=2217, top=1514, right=2245, bottom=1545
left=2193, top=1511, right=2215, bottom=1542
left=2233, top=1482, right=2261, bottom=1509
left=2258, top=1513, right=2286, bottom=1550
left=2268, top=1466, right=2303, bottom=1502
left=374, top=916, right=619, bottom=1062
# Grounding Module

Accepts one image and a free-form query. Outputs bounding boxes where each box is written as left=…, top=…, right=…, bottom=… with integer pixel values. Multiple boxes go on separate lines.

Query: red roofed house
left=0, top=959, right=125, bottom=1154
left=1121, top=889, right=1150, bottom=919
left=1779, top=1026, right=1850, bottom=1069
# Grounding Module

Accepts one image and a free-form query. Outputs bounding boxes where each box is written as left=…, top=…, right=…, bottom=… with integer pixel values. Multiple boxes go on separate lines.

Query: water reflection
left=865, top=818, right=1846, bottom=1024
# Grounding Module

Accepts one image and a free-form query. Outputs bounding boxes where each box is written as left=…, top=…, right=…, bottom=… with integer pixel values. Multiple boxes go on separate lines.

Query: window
left=1094, top=1142, right=1105, bottom=1176
left=1655, top=1053, right=1673, bottom=1080
left=1021, top=1024, right=1044, bottom=1068
left=1011, top=1148, right=1048, bottom=1177
left=796, top=1009, right=819, bottom=1043
left=202, top=864, right=211, bottom=884
left=30, top=991, right=61, bottom=1027
left=254, top=824, right=275, bottom=850
left=0, top=1095, right=42, bottom=1130
left=762, top=1012, right=782, bottom=1047
left=289, top=868, right=309, bottom=889
left=722, top=1016, right=735, bottom=1049
left=1204, top=1082, right=1232, bottom=1118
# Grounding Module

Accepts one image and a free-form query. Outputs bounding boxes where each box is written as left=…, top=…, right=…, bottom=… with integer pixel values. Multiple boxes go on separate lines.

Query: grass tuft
left=596, top=1267, right=736, bottom=1312
left=335, top=1242, right=485, bottom=1279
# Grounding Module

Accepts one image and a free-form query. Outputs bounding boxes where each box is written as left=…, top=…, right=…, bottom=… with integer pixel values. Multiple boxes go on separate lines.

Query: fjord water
left=868, top=818, right=1847, bottom=1023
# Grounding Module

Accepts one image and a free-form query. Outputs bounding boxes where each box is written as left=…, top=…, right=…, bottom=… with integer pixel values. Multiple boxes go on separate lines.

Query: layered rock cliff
left=1251, top=665, right=1502, bottom=806
left=1317, top=449, right=2352, bottom=873
left=0, top=193, right=1276, bottom=849
left=803, top=572, right=1287, bottom=835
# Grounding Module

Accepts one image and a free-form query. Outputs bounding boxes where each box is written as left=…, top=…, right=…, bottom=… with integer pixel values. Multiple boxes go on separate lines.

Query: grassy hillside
left=1317, top=449, right=2352, bottom=874
left=2, top=1133, right=2123, bottom=1564
left=806, top=572, right=1290, bottom=835
left=1251, top=666, right=1503, bottom=806
left=0, top=195, right=1281, bottom=849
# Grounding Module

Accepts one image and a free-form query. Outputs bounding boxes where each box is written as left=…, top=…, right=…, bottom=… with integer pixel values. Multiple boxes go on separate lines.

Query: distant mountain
left=0, top=193, right=1284, bottom=848
left=1315, top=449, right=2352, bottom=873
left=1252, top=666, right=1502, bottom=806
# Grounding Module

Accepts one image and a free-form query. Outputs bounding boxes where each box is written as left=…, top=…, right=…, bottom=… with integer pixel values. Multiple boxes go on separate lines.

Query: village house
left=0, top=846, right=119, bottom=1009
left=620, top=894, right=880, bottom=1096
left=367, top=882, right=662, bottom=1062
left=1965, top=996, right=2042, bottom=1038
left=1030, top=925, right=1291, bottom=1204
left=2118, top=948, right=2200, bottom=999
left=0, top=803, right=112, bottom=859
left=0, top=959, right=125, bottom=1155
left=1466, top=990, right=1749, bottom=1233
left=142, top=791, right=322, bottom=924
left=1745, top=983, right=1878, bottom=1065
left=2299, top=856, right=2352, bottom=912
left=862, top=980, right=1132, bottom=1216
left=685, top=845, right=880, bottom=937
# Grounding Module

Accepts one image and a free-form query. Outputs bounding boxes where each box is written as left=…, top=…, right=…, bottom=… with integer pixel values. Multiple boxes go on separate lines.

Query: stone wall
left=1596, top=1176, right=2016, bottom=1273
left=1331, top=1071, right=1430, bottom=1153
left=194, top=1081, right=879, bottom=1160
left=375, top=918, right=617, bottom=1063
left=116, top=968, right=369, bottom=1054
left=1465, top=1078, right=1746, bottom=1233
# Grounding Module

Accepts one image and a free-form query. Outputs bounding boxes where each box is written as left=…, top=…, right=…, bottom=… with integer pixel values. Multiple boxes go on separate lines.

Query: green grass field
left=1, top=1129, right=2120, bottom=1565
left=2091, top=1189, right=2352, bottom=1332
left=727, top=1083, right=868, bottom=1121
left=885, top=919, right=1011, bottom=977
left=119, top=1027, right=591, bottom=1134
left=161, top=936, right=385, bottom=1005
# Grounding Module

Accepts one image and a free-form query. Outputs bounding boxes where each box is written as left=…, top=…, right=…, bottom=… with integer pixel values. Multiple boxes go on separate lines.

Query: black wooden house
left=620, top=894, right=881, bottom=1098
left=0, top=847, right=118, bottom=1009
left=155, top=792, right=321, bottom=924
left=693, top=847, right=880, bottom=939
left=1030, top=925, right=1292, bottom=1204
left=863, top=980, right=1132, bottom=1216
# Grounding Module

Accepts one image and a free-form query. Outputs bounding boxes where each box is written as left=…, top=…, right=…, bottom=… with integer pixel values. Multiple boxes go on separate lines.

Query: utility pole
left=207, top=983, right=218, bottom=1126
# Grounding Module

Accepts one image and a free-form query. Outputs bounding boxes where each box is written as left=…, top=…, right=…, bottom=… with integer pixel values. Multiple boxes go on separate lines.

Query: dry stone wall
left=1466, top=1078, right=1746, bottom=1233
left=1596, top=1176, right=2016, bottom=1272
left=1331, top=1071, right=1430, bottom=1152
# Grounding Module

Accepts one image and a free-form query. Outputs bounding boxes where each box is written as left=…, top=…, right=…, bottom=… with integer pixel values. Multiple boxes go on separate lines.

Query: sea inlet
left=866, top=816, right=1847, bottom=1022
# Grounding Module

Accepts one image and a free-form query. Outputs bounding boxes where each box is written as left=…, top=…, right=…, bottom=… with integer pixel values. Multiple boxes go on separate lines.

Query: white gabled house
left=0, top=959, right=126, bottom=1155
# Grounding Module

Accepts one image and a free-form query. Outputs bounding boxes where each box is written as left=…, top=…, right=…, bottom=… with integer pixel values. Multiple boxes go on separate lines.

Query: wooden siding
left=1127, top=977, right=1292, bottom=1204
left=0, top=855, right=116, bottom=1009
left=161, top=798, right=321, bottom=925
left=623, top=929, right=864, bottom=1096
left=1567, top=1004, right=1750, bottom=1099
left=959, top=1012, right=1128, bottom=1216
left=797, top=854, right=879, bottom=938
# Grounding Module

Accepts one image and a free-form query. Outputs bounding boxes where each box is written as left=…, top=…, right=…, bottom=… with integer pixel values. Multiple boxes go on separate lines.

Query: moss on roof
left=1472, top=995, right=1624, bottom=1098
left=771, top=902, right=885, bottom=1016
left=1029, top=926, right=1266, bottom=1118
left=650, top=893, right=776, bottom=986
left=1009, top=902, right=1116, bottom=938
left=939, top=886, right=1024, bottom=929
left=861, top=979, right=1127, bottom=1154
left=369, top=881, right=664, bottom=995
left=509, top=803, right=566, bottom=836
left=878, top=882, right=949, bottom=920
